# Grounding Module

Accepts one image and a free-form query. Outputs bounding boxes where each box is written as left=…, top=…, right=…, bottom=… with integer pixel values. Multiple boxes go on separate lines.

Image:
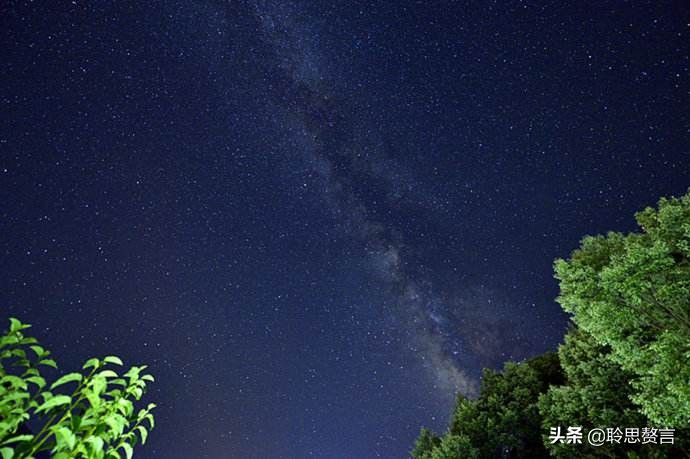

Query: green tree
left=430, top=434, right=478, bottom=459
left=538, top=329, right=676, bottom=458
left=0, top=318, right=156, bottom=458
left=411, top=428, right=440, bottom=459
left=412, top=190, right=690, bottom=458
left=554, top=191, right=690, bottom=427
left=413, top=353, right=563, bottom=459
left=463, top=353, right=563, bottom=458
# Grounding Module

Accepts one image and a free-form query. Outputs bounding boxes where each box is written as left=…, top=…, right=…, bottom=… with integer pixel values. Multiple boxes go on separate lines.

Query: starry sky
left=1, top=1, right=689, bottom=457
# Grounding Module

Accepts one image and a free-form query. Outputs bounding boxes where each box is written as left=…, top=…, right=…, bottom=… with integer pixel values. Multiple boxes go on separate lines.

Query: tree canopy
left=412, top=353, right=563, bottom=459
left=537, top=329, right=676, bottom=458
left=412, top=190, right=690, bottom=458
left=555, top=192, right=690, bottom=427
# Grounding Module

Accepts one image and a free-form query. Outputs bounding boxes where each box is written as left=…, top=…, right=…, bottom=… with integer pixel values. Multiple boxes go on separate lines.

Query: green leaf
left=103, top=356, right=123, bottom=366
left=0, top=447, right=14, bottom=459
left=1, top=434, right=33, bottom=445
left=50, top=372, right=83, bottom=390
left=107, top=388, right=123, bottom=398
left=136, top=425, right=148, bottom=444
left=10, top=349, right=26, bottom=359
left=109, top=378, right=127, bottom=387
left=83, top=358, right=100, bottom=370
left=98, top=370, right=118, bottom=378
left=130, top=386, right=143, bottom=400
left=9, top=318, right=29, bottom=333
left=23, top=367, right=40, bottom=377
left=145, top=413, right=155, bottom=429
left=84, top=388, right=101, bottom=409
left=116, top=398, right=133, bottom=417
left=35, top=394, right=71, bottom=413
left=104, top=413, right=128, bottom=438
left=53, top=426, right=76, bottom=452
left=120, top=442, right=133, bottom=459
left=13, top=358, right=32, bottom=369
left=38, top=359, right=58, bottom=369
left=85, top=436, right=104, bottom=455
left=124, top=367, right=141, bottom=381
left=25, top=375, right=46, bottom=389
left=92, top=375, right=107, bottom=395
left=0, top=391, right=30, bottom=404
left=0, top=375, right=27, bottom=390
left=29, top=345, right=47, bottom=359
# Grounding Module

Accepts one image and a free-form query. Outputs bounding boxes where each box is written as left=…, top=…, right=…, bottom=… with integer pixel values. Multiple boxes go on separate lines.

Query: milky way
left=251, top=0, right=483, bottom=397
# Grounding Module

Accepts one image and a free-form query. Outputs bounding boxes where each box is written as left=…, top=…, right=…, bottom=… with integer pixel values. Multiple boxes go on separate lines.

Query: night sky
left=1, top=1, right=689, bottom=457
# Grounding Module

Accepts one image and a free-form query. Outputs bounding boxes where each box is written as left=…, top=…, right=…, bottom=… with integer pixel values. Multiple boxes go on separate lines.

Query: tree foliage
left=430, top=434, right=478, bottom=459
left=537, top=329, right=683, bottom=458
left=412, top=353, right=563, bottom=459
left=412, top=190, right=690, bottom=458
left=555, top=191, right=690, bottom=426
left=411, top=428, right=440, bottom=459
left=0, top=318, right=155, bottom=459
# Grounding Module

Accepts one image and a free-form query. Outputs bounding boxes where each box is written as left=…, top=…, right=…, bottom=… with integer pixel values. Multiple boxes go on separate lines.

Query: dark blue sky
left=1, top=1, right=688, bottom=457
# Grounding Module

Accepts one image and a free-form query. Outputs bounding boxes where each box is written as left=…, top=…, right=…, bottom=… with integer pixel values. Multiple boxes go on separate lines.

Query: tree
left=430, top=434, right=478, bottom=459
left=554, top=191, right=690, bottom=427
left=411, top=428, right=440, bottom=459
left=412, top=353, right=563, bottom=459
left=0, top=318, right=156, bottom=458
left=411, top=190, right=690, bottom=458
left=462, top=353, right=563, bottom=458
left=538, top=329, right=676, bottom=458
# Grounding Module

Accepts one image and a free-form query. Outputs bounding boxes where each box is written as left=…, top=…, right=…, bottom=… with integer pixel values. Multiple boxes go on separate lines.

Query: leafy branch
left=0, top=318, right=156, bottom=459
